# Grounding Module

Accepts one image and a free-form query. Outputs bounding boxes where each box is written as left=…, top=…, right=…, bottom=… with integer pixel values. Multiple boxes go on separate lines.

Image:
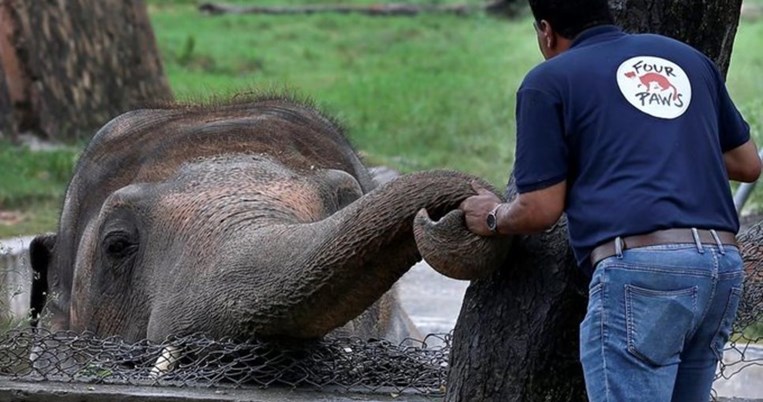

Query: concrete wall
left=0, top=236, right=33, bottom=321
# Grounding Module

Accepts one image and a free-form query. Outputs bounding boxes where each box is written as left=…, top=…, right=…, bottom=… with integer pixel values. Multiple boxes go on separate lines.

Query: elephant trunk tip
left=413, top=208, right=511, bottom=281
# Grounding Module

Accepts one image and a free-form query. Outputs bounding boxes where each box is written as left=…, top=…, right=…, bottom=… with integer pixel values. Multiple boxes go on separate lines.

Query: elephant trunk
left=242, top=170, right=509, bottom=338
left=414, top=208, right=512, bottom=280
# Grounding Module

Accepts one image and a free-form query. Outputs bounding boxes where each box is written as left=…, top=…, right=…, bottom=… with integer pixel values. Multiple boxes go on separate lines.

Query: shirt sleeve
left=513, top=87, right=568, bottom=193
left=715, top=69, right=750, bottom=152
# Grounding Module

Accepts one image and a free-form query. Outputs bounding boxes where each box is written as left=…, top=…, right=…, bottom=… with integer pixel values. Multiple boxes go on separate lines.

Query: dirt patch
left=0, top=211, right=23, bottom=226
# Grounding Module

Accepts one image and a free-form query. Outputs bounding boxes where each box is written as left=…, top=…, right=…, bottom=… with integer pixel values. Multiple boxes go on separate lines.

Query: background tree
left=0, top=0, right=171, bottom=143
left=610, top=0, right=743, bottom=77
left=445, top=1, right=745, bottom=401
left=485, top=0, right=524, bottom=17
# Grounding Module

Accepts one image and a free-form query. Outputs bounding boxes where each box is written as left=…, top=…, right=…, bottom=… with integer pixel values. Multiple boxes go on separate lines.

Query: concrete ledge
left=0, top=379, right=761, bottom=402
left=0, top=379, right=434, bottom=401
left=722, top=399, right=763, bottom=402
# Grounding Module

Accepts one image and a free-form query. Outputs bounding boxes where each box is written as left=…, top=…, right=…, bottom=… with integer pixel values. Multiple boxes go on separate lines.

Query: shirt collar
left=570, top=25, right=624, bottom=49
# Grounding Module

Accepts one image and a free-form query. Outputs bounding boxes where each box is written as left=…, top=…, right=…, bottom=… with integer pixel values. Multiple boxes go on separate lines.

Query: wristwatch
left=486, top=204, right=502, bottom=234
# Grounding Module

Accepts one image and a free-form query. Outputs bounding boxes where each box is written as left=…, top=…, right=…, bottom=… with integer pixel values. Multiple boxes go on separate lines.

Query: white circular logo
left=616, top=56, right=692, bottom=119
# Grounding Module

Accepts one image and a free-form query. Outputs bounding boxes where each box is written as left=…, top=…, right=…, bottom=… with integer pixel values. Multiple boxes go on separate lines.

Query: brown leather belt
left=590, top=228, right=737, bottom=267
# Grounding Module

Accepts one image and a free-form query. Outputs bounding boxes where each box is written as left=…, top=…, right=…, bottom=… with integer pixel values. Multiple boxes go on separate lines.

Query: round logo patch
left=616, top=56, right=692, bottom=119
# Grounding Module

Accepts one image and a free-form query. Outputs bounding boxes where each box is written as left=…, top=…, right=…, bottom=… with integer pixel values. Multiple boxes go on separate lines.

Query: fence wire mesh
left=718, top=297, right=763, bottom=382
left=716, top=226, right=763, bottom=382
left=0, top=328, right=449, bottom=395
left=0, top=308, right=759, bottom=398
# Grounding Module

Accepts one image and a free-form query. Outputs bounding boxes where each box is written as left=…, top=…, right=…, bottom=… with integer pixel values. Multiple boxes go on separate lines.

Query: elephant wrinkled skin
left=29, top=96, right=510, bottom=343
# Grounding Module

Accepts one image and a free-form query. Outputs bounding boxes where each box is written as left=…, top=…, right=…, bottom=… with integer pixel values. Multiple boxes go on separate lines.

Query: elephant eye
left=106, top=238, right=128, bottom=254
left=102, top=232, right=137, bottom=258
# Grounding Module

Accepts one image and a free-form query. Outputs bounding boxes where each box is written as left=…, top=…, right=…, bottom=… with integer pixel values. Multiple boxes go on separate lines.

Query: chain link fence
left=718, top=289, right=763, bottom=380
left=0, top=302, right=759, bottom=398
left=0, top=328, right=450, bottom=396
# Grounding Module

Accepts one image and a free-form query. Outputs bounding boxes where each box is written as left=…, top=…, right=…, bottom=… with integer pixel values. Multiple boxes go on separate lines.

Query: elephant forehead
left=155, top=178, right=329, bottom=225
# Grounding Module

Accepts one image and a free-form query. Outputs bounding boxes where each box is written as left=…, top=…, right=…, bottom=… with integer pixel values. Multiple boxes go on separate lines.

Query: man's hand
left=459, top=181, right=502, bottom=236
left=460, top=180, right=567, bottom=237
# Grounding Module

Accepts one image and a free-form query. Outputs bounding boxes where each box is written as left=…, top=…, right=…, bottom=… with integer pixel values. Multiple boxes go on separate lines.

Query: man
left=459, top=0, right=761, bottom=400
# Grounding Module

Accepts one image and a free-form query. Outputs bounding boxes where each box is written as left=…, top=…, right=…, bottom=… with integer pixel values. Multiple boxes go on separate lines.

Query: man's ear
left=29, top=234, right=56, bottom=328
left=539, top=19, right=557, bottom=49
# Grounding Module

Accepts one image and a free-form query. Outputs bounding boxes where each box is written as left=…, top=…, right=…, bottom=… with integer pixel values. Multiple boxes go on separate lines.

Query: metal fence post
left=733, top=148, right=763, bottom=215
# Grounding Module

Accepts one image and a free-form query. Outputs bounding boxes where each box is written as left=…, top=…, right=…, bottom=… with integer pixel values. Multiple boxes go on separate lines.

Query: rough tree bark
left=0, top=56, right=11, bottom=140
left=445, top=2, right=744, bottom=401
left=609, top=0, right=743, bottom=78
left=0, top=0, right=172, bottom=142
left=446, top=178, right=589, bottom=402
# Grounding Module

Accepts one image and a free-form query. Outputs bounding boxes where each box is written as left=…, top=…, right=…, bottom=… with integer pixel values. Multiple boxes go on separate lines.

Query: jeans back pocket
left=625, top=284, right=698, bottom=366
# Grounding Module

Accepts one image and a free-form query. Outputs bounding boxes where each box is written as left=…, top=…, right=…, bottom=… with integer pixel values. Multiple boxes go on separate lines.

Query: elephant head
left=29, top=96, right=510, bottom=343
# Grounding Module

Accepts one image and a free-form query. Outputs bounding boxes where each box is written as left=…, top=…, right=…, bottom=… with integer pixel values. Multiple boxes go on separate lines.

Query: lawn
left=149, top=0, right=530, bottom=182
left=0, top=0, right=761, bottom=237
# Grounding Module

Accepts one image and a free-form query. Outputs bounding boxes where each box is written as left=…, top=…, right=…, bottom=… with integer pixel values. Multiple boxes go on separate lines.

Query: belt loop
left=615, top=236, right=624, bottom=258
left=691, top=228, right=704, bottom=254
left=710, top=229, right=726, bottom=255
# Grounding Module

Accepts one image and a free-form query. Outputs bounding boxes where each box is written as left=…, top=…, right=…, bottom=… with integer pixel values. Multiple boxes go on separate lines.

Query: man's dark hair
left=528, top=0, right=615, bottom=39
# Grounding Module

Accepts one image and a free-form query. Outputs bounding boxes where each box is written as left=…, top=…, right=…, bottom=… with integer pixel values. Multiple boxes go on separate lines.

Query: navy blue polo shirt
left=513, top=25, right=750, bottom=274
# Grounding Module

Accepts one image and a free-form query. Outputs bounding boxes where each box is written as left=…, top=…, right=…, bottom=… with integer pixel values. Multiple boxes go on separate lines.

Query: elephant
left=28, top=95, right=511, bottom=345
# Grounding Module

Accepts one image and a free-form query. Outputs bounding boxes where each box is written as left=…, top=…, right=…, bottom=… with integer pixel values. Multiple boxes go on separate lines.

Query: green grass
left=0, top=1, right=761, bottom=237
left=149, top=4, right=534, bottom=182
left=0, top=142, right=77, bottom=237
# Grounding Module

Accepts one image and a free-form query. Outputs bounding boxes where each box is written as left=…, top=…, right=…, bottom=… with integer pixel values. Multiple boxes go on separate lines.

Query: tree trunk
left=446, top=179, right=589, bottom=402
left=484, top=0, right=523, bottom=17
left=0, top=61, right=11, bottom=141
left=608, top=0, right=743, bottom=77
left=0, top=0, right=172, bottom=142
left=446, top=1, right=744, bottom=400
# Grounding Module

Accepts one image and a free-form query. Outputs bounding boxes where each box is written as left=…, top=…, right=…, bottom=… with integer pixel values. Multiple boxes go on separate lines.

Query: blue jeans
left=580, top=242, right=744, bottom=402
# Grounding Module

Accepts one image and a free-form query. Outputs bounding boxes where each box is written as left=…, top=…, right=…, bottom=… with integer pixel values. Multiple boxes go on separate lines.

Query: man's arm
left=460, top=181, right=566, bottom=236
left=724, top=139, right=761, bottom=183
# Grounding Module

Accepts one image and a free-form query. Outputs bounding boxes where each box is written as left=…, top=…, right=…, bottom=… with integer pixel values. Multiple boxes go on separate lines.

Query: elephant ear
left=311, top=169, right=365, bottom=211
left=29, top=234, right=56, bottom=328
left=414, top=208, right=512, bottom=281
